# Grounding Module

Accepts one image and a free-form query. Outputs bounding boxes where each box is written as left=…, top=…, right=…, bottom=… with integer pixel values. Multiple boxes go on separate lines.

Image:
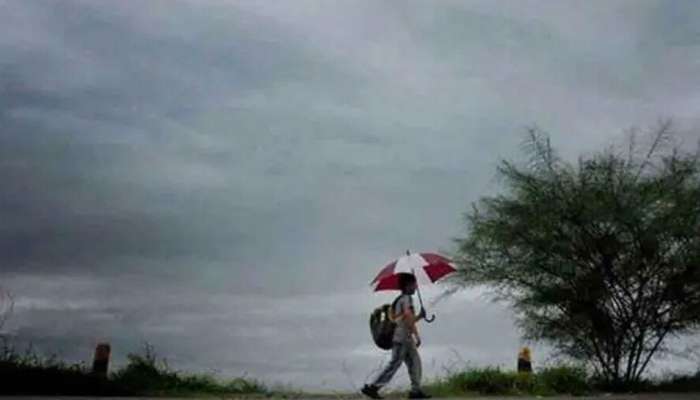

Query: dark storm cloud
left=1, top=0, right=699, bottom=389
left=0, top=0, right=370, bottom=286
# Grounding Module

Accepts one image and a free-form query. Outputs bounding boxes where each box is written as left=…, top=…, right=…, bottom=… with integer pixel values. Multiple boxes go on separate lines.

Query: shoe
left=361, top=384, right=383, bottom=399
left=408, top=389, right=432, bottom=399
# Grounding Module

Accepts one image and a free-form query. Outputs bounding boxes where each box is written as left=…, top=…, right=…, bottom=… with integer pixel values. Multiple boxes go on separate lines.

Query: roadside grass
left=650, top=370, right=700, bottom=393
left=3, top=337, right=700, bottom=397
left=109, top=344, right=269, bottom=397
left=422, top=364, right=591, bottom=397
left=0, top=339, right=270, bottom=397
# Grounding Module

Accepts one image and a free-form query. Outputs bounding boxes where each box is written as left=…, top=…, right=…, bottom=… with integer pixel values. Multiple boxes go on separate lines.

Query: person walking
left=362, top=273, right=431, bottom=399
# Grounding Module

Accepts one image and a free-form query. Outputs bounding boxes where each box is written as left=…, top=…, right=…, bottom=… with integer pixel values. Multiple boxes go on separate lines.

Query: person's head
left=398, top=273, right=417, bottom=295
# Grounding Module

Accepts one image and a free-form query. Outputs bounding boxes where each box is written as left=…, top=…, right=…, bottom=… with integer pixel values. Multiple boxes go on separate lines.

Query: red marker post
left=92, top=343, right=111, bottom=377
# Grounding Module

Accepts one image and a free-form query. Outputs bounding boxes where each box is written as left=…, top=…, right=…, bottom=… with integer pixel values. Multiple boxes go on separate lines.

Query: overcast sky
left=1, top=0, right=700, bottom=391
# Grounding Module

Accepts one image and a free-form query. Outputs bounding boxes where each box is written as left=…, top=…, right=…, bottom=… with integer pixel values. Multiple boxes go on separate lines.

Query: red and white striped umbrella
left=370, top=251, right=457, bottom=323
left=371, top=251, right=456, bottom=292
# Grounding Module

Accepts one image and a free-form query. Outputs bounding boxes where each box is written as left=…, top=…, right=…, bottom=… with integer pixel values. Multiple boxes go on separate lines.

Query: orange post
left=517, top=347, right=532, bottom=373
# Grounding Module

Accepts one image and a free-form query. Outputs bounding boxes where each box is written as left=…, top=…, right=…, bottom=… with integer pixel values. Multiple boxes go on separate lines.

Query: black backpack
left=369, top=295, right=403, bottom=350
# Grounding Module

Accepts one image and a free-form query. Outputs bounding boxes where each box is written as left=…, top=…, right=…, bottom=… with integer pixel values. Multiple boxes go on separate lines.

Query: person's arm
left=403, top=306, right=418, bottom=330
left=402, top=301, right=425, bottom=346
left=404, top=299, right=426, bottom=324
left=412, top=308, right=427, bottom=324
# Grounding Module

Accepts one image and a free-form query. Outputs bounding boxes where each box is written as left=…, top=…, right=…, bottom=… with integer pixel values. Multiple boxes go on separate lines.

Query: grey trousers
left=371, top=341, right=422, bottom=391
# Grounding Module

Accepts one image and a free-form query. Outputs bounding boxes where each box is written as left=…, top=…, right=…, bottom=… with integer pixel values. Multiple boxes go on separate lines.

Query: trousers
left=372, top=340, right=422, bottom=390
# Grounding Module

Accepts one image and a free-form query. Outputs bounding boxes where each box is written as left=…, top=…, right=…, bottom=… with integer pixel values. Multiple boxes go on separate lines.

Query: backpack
left=369, top=295, right=403, bottom=350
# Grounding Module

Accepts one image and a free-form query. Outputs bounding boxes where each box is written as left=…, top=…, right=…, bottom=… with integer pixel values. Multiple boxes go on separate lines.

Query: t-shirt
left=392, top=294, right=415, bottom=343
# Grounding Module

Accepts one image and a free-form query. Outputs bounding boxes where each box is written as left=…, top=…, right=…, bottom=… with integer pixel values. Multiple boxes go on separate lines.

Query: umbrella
left=370, top=250, right=456, bottom=323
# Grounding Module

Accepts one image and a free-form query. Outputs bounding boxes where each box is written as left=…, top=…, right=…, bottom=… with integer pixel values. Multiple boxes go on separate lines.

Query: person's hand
left=414, top=335, right=422, bottom=348
left=417, top=308, right=427, bottom=320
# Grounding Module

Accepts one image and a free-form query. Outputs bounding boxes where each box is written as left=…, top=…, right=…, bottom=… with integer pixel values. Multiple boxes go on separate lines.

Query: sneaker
left=408, top=389, right=432, bottom=399
left=361, top=384, right=383, bottom=399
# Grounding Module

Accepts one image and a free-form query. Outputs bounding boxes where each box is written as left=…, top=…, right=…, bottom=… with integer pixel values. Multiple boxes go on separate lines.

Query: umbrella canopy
left=371, top=252, right=456, bottom=292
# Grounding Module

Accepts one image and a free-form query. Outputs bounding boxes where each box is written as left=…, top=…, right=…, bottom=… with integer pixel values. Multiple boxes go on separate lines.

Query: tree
left=454, top=121, right=700, bottom=387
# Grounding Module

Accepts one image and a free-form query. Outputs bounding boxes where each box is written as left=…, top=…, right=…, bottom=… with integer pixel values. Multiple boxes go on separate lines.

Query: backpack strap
left=390, top=294, right=405, bottom=320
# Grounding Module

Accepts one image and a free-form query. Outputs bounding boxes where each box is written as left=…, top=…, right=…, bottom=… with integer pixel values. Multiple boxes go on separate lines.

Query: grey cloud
left=1, top=0, right=699, bottom=390
left=3, top=273, right=524, bottom=389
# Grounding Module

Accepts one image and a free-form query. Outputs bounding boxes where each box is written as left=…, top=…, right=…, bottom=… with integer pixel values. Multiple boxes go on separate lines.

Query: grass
left=423, top=365, right=593, bottom=397
left=650, top=370, right=700, bottom=393
left=0, top=339, right=124, bottom=395
left=109, top=343, right=270, bottom=397
left=0, top=338, right=271, bottom=397
left=3, top=336, right=700, bottom=397
left=422, top=364, right=700, bottom=397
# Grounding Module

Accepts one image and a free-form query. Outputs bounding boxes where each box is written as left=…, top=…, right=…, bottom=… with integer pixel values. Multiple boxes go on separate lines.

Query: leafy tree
left=454, top=121, right=700, bottom=387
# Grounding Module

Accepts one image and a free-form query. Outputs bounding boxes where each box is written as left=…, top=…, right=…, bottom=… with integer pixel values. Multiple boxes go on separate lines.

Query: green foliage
left=455, top=367, right=517, bottom=394
left=537, top=365, right=590, bottom=396
left=653, top=370, right=700, bottom=392
left=226, top=376, right=268, bottom=394
left=110, top=342, right=268, bottom=396
left=0, top=338, right=121, bottom=395
left=0, top=340, right=267, bottom=396
left=0, top=338, right=88, bottom=372
left=423, top=365, right=592, bottom=396
left=454, top=122, right=700, bottom=386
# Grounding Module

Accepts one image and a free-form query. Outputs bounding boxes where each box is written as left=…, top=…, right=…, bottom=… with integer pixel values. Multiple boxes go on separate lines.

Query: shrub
left=537, top=365, right=590, bottom=395
left=424, top=364, right=594, bottom=396
left=0, top=339, right=267, bottom=396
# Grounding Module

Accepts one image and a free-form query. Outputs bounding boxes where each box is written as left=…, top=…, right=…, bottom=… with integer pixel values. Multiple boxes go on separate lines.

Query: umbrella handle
left=412, top=271, right=437, bottom=324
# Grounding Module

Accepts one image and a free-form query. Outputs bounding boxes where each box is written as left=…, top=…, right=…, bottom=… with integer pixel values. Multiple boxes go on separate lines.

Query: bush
left=424, top=364, right=593, bottom=396
left=651, top=370, right=700, bottom=393
left=435, top=367, right=518, bottom=395
left=464, top=367, right=518, bottom=394
left=0, top=339, right=268, bottom=396
left=110, top=343, right=179, bottom=394
left=111, top=343, right=268, bottom=396
left=226, top=376, right=268, bottom=394
left=513, top=371, right=538, bottom=394
left=537, top=365, right=590, bottom=395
